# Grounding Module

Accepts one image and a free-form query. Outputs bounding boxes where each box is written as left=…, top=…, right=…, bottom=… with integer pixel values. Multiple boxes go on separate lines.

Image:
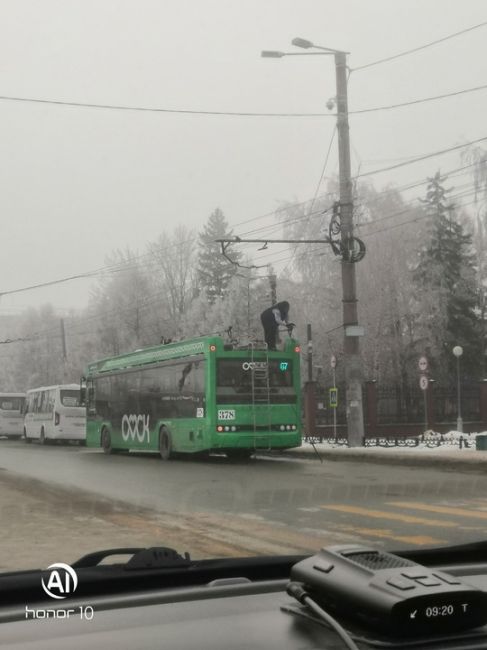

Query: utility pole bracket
left=329, top=201, right=366, bottom=263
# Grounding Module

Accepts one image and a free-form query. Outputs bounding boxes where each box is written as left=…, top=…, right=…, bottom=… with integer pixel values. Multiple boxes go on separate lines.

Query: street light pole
left=261, top=39, right=365, bottom=446
left=334, top=50, right=364, bottom=447
left=453, top=346, right=463, bottom=432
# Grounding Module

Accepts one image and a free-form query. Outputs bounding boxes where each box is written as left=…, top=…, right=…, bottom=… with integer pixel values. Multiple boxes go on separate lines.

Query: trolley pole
left=335, top=51, right=364, bottom=447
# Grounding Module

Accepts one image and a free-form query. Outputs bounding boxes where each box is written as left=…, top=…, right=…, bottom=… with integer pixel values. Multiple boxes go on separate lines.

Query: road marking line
left=388, top=501, right=487, bottom=520
left=320, top=504, right=457, bottom=527
left=335, top=525, right=444, bottom=546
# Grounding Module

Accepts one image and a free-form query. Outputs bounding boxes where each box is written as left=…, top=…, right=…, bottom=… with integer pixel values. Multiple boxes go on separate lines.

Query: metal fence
left=434, top=385, right=480, bottom=422
left=376, top=385, right=424, bottom=424
left=302, top=434, right=478, bottom=449
left=310, top=380, right=487, bottom=438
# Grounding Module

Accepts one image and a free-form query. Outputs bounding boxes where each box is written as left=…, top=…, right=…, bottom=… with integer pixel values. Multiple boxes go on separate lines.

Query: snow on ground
left=300, top=430, right=487, bottom=454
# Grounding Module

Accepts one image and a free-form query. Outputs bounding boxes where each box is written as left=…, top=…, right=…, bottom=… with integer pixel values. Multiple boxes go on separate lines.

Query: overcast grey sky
left=0, top=0, right=486, bottom=312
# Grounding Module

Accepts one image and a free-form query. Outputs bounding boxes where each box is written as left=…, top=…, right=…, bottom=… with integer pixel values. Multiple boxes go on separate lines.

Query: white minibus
left=0, top=393, right=25, bottom=439
left=23, top=384, right=86, bottom=444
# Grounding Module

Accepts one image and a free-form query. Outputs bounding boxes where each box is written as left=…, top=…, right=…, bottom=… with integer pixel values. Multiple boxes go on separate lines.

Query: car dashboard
left=2, top=546, right=487, bottom=650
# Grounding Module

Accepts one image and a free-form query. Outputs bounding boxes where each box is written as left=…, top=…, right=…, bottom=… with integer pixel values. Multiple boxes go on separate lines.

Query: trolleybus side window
left=93, top=361, right=207, bottom=422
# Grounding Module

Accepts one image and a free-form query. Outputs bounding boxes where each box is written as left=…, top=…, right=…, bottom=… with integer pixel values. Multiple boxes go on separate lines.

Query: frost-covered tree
left=148, top=226, right=197, bottom=336
left=462, top=145, right=487, bottom=374
left=412, top=172, right=480, bottom=382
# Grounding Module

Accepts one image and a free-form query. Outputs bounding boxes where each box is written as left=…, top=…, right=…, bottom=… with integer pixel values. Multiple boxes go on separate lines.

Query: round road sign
left=330, top=354, right=337, bottom=369
left=419, top=375, right=429, bottom=391
left=418, top=356, right=428, bottom=371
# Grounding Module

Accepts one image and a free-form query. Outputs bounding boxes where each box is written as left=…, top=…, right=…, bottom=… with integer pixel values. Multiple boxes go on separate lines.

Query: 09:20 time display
left=425, top=605, right=455, bottom=617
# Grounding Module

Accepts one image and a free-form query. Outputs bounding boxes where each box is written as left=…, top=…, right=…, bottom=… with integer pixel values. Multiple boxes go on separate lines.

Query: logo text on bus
left=122, top=414, right=150, bottom=443
left=242, top=361, right=267, bottom=371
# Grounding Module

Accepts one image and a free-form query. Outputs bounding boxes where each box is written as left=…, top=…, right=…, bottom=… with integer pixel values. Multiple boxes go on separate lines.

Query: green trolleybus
left=82, top=335, right=302, bottom=460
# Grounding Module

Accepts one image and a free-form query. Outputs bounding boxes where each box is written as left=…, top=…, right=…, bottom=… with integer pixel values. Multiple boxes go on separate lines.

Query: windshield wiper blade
left=72, top=546, right=192, bottom=570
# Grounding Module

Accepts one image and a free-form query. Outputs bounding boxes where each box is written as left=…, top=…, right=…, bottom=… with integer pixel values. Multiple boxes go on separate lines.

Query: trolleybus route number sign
left=218, top=410, right=236, bottom=420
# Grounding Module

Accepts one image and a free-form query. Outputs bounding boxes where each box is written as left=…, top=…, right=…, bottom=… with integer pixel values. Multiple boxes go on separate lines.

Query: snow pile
left=301, top=430, right=487, bottom=453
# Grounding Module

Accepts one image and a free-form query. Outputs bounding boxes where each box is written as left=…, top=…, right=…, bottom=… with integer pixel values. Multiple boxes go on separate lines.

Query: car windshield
left=1, top=0, right=487, bottom=579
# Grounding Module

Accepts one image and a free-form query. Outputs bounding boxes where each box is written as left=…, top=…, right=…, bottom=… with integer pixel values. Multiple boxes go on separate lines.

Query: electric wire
left=356, top=181, right=481, bottom=229
left=352, top=19, right=487, bottom=72
left=354, top=159, right=487, bottom=206
left=279, top=126, right=338, bottom=277
left=0, top=94, right=333, bottom=118
left=1, top=81, right=486, bottom=120
left=354, top=135, right=487, bottom=179
left=2, top=138, right=486, bottom=299
left=360, top=197, right=479, bottom=238
left=349, top=83, right=487, bottom=115
left=0, top=245, right=331, bottom=345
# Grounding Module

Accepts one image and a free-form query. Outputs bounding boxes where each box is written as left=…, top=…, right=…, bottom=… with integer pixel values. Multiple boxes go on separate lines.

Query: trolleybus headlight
left=217, top=426, right=224, bottom=432
left=291, top=425, right=297, bottom=430
left=231, top=426, right=237, bottom=432
left=210, top=344, right=217, bottom=352
left=224, top=426, right=230, bottom=432
left=286, top=425, right=291, bottom=430
left=294, top=345, right=301, bottom=353
left=280, top=425, right=285, bottom=431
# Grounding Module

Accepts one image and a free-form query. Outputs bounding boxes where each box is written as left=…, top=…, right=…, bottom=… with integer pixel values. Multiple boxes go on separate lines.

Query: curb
left=263, top=447, right=487, bottom=472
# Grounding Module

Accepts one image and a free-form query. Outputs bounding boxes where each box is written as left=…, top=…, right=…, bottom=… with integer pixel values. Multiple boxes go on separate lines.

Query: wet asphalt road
left=1, top=437, right=487, bottom=551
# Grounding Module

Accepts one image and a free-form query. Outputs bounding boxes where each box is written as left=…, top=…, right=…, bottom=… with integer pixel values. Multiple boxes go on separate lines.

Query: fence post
left=479, top=380, right=487, bottom=430
left=304, top=381, right=317, bottom=439
left=365, top=380, right=377, bottom=438
left=426, top=382, right=436, bottom=431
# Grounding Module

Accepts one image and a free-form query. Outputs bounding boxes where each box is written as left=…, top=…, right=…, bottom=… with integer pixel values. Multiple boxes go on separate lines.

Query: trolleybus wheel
left=159, top=428, right=172, bottom=461
left=101, top=428, right=114, bottom=455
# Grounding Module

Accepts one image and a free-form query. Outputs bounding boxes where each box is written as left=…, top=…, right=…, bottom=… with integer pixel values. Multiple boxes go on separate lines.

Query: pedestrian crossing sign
left=329, top=387, right=338, bottom=408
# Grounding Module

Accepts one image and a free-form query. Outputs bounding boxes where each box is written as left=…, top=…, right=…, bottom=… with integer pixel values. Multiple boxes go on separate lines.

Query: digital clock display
left=394, top=592, right=487, bottom=636
left=424, top=604, right=457, bottom=617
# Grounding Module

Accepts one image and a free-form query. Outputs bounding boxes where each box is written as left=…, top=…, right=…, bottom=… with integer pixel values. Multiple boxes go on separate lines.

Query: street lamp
left=452, top=345, right=463, bottom=432
left=261, top=37, right=365, bottom=447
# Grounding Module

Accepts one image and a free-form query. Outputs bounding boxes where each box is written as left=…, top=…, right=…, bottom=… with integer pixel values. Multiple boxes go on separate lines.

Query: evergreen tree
left=462, top=145, right=487, bottom=375
left=412, top=172, right=480, bottom=382
left=197, top=208, right=241, bottom=303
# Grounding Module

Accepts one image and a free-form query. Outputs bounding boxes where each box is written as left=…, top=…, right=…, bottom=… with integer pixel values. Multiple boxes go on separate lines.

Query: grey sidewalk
left=268, top=443, right=487, bottom=472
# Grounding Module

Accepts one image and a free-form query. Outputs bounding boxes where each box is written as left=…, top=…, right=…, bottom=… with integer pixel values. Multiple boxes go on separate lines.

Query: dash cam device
left=290, top=545, right=487, bottom=636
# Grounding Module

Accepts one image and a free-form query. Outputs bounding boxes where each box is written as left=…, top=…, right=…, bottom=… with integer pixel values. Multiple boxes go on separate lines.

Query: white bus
left=0, top=393, right=25, bottom=439
left=23, top=384, right=86, bottom=444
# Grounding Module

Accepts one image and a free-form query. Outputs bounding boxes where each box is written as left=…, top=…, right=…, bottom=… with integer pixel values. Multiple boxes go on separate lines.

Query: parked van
left=23, top=384, right=85, bottom=444
left=0, top=393, right=25, bottom=439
